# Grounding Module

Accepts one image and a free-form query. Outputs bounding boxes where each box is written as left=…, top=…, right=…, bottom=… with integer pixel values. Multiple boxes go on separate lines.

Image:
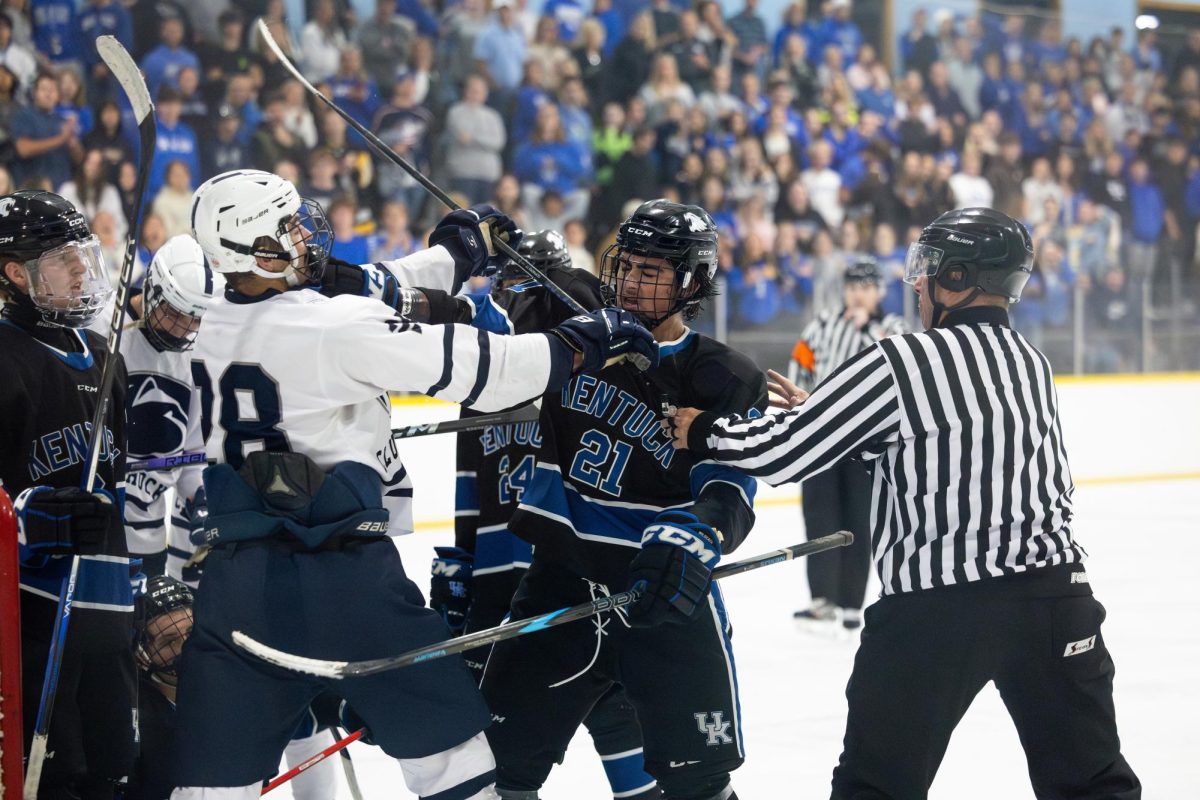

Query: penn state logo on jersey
left=126, top=372, right=193, bottom=458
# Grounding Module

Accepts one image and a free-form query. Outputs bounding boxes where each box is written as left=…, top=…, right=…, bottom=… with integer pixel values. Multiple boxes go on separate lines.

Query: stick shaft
left=261, top=729, right=365, bottom=794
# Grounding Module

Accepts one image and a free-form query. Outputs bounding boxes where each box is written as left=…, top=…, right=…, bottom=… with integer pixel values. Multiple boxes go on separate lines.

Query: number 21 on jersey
left=569, top=429, right=633, bottom=497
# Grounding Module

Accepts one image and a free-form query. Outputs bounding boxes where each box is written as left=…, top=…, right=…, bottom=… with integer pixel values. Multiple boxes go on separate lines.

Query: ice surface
left=272, top=478, right=1199, bottom=798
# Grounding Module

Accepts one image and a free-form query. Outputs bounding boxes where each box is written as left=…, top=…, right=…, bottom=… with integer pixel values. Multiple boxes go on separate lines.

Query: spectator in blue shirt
left=726, top=0, right=768, bottom=85
left=472, top=0, right=526, bottom=111
left=31, top=0, right=78, bottom=66
left=772, top=1, right=819, bottom=67
left=558, top=77, right=593, bottom=151
left=727, top=232, right=784, bottom=326
left=147, top=87, right=199, bottom=201
left=9, top=73, right=79, bottom=188
left=54, top=68, right=93, bottom=139
left=395, top=0, right=438, bottom=39
left=75, top=0, right=132, bottom=101
left=1126, top=157, right=1165, bottom=299
left=323, top=46, right=380, bottom=148
left=141, top=16, right=201, bottom=100
left=510, top=60, right=552, bottom=148
left=1133, top=29, right=1162, bottom=74
left=816, top=0, right=862, bottom=65
left=513, top=102, right=592, bottom=221
left=328, top=195, right=370, bottom=264
left=543, top=0, right=585, bottom=45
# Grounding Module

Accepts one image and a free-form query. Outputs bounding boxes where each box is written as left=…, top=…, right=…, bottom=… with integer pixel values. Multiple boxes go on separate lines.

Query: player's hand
left=14, top=486, right=118, bottom=564
left=626, top=510, right=720, bottom=627
left=429, top=546, right=473, bottom=636
left=428, top=204, right=523, bottom=290
left=550, top=309, right=660, bottom=375
left=662, top=406, right=702, bottom=450
left=185, top=487, right=210, bottom=548
left=766, top=368, right=808, bottom=410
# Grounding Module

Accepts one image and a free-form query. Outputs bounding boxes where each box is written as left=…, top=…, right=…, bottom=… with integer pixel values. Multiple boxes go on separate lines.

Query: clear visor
left=24, top=236, right=114, bottom=328
left=903, top=243, right=945, bottom=285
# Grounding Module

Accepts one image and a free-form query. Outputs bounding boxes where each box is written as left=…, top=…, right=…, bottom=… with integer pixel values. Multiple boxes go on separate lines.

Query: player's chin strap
left=547, top=579, right=631, bottom=689
left=929, top=284, right=984, bottom=328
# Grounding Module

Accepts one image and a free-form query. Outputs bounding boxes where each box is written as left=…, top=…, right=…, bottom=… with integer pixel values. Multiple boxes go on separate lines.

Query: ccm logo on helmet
left=946, top=234, right=974, bottom=245
left=626, top=227, right=654, bottom=237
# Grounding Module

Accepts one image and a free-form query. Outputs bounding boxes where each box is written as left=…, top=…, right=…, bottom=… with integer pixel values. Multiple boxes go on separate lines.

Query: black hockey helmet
left=904, top=207, right=1033, bottom=303
left=844, top=257, right=884, bottom=286
left=499, top=228, right=572, bottom=284
left=600, top=199, right=719, bottom=327
left=135, top=575, right=194, bottom=682
left=0, top=190, right=112, bottom=327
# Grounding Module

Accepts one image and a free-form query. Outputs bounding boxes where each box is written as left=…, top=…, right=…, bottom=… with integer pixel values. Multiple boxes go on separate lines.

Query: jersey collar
left=657, top=327, right=695, bottom=357
left=0, top=318, right=94, bottom=369
left=940, top=306, right=1010, bottom=328
left=225, top=286, right=286, bottom=304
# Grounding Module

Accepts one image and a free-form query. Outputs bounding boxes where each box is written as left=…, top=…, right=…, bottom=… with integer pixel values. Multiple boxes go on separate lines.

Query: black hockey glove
left=430, top=546, right=474, bottom=635
left=428, top=204, right=523, bottom=290
left=626, top=510, right=721, bottom=628
left=14, top=486, right=119, bottom=566
left=549, top=309, right=660, bottom=375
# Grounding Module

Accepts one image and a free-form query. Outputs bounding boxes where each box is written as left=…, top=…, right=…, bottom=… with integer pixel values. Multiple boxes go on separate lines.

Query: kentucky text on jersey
left=28, top=422, right=119, bottom=480
left=480, top=421, right=542, bottom=457
left=560, top=375, right=675, bottom=469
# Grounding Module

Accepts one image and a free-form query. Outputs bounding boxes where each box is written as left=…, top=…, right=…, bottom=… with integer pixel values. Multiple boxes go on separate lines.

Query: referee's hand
left=663, top=406, right=702, bottom=450
left=766, top=368, right=809, bottom=410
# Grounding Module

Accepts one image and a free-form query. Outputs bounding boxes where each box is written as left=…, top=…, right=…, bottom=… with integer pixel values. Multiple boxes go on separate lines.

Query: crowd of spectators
left=1, top=0, right=1199, bottom=370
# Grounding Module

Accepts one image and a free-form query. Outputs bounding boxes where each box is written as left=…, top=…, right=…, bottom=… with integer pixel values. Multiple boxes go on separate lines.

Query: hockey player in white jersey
left=170, top=170, right=658, bottom=800
left=117, top=235, right=216, bottom=583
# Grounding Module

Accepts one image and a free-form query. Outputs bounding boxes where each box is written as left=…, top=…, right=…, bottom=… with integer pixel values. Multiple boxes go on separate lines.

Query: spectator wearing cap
left=30, top=0, right=79, bottom=66
left=146, top=86, right=198, bottom=200
left=141, top=16, right=199, bottom=100
left=443, top=73, right=506, bottom=202
left=0, top=12, right=33, bottom=94
left=300, top=0, right=347, bottom=84
left=472, top=0, right=526, bottom=111
left=75, top=0, right=131, bottom=101
left=727, top=0, right=767, bottom=85
left=356, top=0, right=413, bottom=95
left=9, top=72, right=79, bottom=188
left=201, top=102, right=246, bottom=179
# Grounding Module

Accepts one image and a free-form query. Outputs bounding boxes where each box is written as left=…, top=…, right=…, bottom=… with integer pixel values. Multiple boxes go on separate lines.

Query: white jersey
left=191, top=287, right=562, bottom=534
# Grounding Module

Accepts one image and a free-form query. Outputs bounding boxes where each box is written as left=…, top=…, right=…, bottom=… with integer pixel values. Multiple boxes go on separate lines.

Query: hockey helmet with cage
left=141, top=235, right=222, bottom=352
left=600, top=199, right=719, bottom=327
left=190, top=169, right=333, bottom=287
left=135, top=575, right=194, bottom=682
left=904, top=207, right=1033, bottom=303
left=0, top=190, right=113, bottom=328
left=499, top=228, right=572, bottom=284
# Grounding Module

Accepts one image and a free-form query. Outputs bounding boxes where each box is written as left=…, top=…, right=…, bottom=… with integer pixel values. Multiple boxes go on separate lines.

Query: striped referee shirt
left=788, top=307, right=908, bottom=389
left=688, top=306, right=1086, bottom=595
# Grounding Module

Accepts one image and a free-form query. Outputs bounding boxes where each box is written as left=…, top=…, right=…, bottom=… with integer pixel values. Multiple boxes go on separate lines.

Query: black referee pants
left=802, top=461, right=872, bottom=610
left=830, top=565, right=1140, bottom=800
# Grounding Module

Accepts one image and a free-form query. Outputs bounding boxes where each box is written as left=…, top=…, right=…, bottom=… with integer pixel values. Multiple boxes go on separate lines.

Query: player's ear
left=1, top=260, right=29, bottom=292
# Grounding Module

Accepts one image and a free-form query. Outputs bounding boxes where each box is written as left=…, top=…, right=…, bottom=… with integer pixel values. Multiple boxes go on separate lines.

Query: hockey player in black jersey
left=436, top=230, right=660, bottom=800
left=478, top=202, right=768, bottom=800
left=0, top=191, right=136, bottom=799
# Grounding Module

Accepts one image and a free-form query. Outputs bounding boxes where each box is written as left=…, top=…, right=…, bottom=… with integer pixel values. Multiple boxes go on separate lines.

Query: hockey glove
left=185, top=487, right=210, bottom=548
left=549, top=309, right=660, bottom=375
left=626, top=510, right=721, bottom=628
left=430, top=546, right=474, bottom=635
left=14, top=486, right=118, bottom=566
left=428, top=204, right=523, bottom=289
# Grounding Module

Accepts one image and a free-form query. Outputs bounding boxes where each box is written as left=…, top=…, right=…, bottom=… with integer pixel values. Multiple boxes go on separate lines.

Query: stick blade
left=231, top=630, right=349, bottom=679
left=96, top=36, right=152, bottom=123
left=256, top=19, right=313, bottom=91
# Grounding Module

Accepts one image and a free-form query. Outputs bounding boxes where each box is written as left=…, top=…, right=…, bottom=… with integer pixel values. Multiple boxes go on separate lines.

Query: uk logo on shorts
left=695, top=711, right=733, bottom=746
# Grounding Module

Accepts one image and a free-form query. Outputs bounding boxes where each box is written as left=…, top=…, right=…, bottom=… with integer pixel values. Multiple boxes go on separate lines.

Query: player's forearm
left=378, top=245, right=456, bottom=293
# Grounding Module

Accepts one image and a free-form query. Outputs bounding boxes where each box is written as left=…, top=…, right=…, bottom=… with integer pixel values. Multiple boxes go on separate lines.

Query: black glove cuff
left=544, top=331, right=579, bottom=390
left=687, top=411, right=721, bottom=456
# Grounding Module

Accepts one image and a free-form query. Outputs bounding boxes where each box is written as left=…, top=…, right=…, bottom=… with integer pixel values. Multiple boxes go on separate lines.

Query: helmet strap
left=929, top=283, right=983, bottom=328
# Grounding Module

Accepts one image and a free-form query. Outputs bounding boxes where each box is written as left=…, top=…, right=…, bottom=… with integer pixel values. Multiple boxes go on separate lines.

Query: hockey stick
left=233, top=532, right=854, bottom=679
left=24, top=36, right=155, bottom=800
left=254, top=20, right=650, bottom=372
left=332, top=726, right=365, bottom=800
left=126, top=404, right=543, bottom=471
left=260, top=728, right=365, bottom=794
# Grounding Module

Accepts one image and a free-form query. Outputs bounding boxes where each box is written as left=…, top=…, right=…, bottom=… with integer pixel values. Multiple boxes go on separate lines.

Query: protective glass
left=280, top=198, right=333, bottom=285
left=137, top=605, right=193, bottom=684
left=23, top=235, right=114, bottom=328
left=142, top=278, right=203, bottom=351
left=599, top=246, right=683, bottom=328
left=903, top=243, right=945, bottom=285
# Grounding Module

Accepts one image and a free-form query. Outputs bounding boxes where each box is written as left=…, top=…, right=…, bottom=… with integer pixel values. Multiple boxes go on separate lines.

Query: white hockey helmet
left=190, top=169, right=332, bottom=286
left=141, top=234, right=222, bottom=352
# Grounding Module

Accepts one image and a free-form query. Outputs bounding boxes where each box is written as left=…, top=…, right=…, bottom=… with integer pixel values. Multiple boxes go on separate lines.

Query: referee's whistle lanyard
left=548, top=579, right=631, bottom=689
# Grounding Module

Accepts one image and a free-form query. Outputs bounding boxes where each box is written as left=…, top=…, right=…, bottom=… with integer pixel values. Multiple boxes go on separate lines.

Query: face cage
left=23, top=235, right=114, bottom=328
left=136, top=605, right=194, bottom=684
left=903, top=242, right=945, bottom=286
left=599, top=244, right=695, bottom=329
left=141, top=278, right=203, bottom=351
left=250, top=199, right=333, bottom=286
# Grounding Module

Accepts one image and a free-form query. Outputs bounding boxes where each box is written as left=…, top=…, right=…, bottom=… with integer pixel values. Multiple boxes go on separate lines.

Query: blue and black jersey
left=511, top=328, right=768, bottom=588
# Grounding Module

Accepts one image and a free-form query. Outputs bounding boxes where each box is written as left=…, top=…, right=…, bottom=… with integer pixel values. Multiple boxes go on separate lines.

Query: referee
left=789, top=259, right=907, bottom=630
left=667, top=208, right=1141, bottom=799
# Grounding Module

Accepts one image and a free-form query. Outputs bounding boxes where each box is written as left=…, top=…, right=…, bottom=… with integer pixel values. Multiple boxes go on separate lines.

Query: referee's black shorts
left=831, top=564, right=1141, bottom=800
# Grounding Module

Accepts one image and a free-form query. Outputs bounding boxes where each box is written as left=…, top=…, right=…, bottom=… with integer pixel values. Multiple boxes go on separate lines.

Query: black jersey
left=0, top=307, right=133, bottom=646
left=127, top=678, right=177, bottom=800
left=455, top=268, right=606, bottom=575
left=510, top=330, right=768, bottom=588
